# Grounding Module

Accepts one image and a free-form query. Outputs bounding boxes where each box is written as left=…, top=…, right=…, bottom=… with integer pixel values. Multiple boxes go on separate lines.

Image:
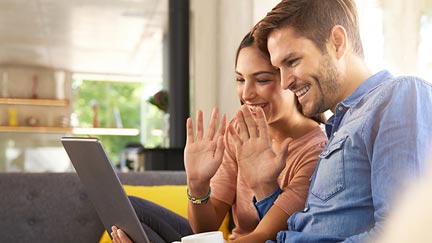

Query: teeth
left=296, top=86, right=310, bottom=97
left=248, top=104, right=265, bottom=112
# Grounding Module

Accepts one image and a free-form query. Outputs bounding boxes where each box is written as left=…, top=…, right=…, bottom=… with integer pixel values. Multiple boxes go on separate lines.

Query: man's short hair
left=253, top=0, right=364, bottom=58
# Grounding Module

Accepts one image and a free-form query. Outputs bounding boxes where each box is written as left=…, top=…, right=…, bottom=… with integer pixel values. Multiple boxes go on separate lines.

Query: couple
left=112, top=0, right=432, bottom=242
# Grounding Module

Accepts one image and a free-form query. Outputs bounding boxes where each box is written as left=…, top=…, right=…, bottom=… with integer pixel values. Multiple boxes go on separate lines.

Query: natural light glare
left=356, top=0, right=432, bottom=81
left=356, top=0, right=385, bottom=73
left=418, top=15, right=432, bottom=82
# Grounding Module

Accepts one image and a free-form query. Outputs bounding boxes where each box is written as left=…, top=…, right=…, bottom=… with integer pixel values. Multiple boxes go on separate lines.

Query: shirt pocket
left=310, top=135, right=348, bottom=201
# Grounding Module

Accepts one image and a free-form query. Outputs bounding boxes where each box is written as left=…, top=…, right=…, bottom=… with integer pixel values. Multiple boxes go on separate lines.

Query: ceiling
left=0, top=0, right=168, bottom=79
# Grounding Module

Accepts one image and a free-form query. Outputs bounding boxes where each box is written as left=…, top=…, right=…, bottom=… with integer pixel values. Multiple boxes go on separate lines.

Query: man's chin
left=302, top=104, right=323, bottom=118
left=299, top=104, right=314, bottom=117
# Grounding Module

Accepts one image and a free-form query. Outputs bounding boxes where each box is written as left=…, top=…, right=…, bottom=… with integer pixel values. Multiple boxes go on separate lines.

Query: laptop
left=61, top=137, right=150, bottom=243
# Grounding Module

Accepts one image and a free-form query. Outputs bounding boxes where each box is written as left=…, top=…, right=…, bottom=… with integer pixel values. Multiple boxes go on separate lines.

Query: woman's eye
left=236, top=78, right=245, bottom=83
left=257, top=79, right=270, bottom=83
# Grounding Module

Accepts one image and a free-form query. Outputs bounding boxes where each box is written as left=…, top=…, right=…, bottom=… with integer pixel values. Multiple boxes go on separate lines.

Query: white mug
left=179, top=231, right=224, bottom=243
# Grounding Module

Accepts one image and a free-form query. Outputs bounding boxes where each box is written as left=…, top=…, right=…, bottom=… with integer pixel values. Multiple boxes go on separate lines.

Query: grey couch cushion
left=0, top=171, right=186, bottom=243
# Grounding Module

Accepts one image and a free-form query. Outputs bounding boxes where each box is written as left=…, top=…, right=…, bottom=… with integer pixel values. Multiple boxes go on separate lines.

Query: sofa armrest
left=0, top=171, right=186, bottom=243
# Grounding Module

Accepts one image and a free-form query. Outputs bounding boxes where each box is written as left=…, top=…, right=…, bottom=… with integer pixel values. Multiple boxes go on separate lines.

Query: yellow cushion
left=99, top=185, right=230, bottom=242
left=123, top=185, right=189, bottom=218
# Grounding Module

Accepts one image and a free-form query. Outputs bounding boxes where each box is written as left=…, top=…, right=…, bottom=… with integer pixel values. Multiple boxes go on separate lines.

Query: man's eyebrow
left=271, top=52, right=295, bottom=67
left=279, top=53, right=296, bottom=65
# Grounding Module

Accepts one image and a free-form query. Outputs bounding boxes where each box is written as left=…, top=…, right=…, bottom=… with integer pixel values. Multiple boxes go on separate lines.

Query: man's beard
left=303, top=53, right=341, bottom=117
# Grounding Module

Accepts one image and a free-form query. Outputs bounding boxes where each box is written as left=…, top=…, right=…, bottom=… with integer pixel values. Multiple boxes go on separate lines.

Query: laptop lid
left=61, top=137, right=150, bottom=243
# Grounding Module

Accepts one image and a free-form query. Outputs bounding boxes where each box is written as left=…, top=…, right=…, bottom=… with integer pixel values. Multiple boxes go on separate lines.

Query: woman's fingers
left=236, top=109, right=249, bottom=141
left=228, top=124, right=242, bottom=153
left=195, top=110, right=204, bottom=140
left=237, top=105, right=269, bottom=141
left=117, top=229, right=132, bottom=243
left=111, top=226, right=119, bottom=243
left=255, top=107, right=269, bottom=140
left=241, top=106, right=259, bottom=138
left=190, top=108, right=225, bottom=142
left=214, top=135, right=225, bottom=162
left=186, top=117, right=194, bottom=144
left=217, top=113, right=227, bottom=138
left=228, top=124, right=241, bottom=144
left=205, top=108, right=219, bottom=140
left=110, top=226, right=133, bottom=243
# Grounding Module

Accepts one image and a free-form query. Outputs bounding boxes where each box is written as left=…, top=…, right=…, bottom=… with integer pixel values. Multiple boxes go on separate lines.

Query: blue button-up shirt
left=258, top=70, right=432, bottom=243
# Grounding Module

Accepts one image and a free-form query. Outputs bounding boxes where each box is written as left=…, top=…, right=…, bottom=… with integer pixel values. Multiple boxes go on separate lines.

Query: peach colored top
left=210, top=118, right=327, bottom=239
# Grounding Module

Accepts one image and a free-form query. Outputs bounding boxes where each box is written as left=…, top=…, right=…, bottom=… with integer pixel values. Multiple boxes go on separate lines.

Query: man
left=250, top=0, right=432, bottom=242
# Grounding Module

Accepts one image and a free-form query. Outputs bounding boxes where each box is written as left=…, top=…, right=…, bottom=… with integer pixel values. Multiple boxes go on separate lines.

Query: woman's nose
left=242, top=82, right=256, bottom=101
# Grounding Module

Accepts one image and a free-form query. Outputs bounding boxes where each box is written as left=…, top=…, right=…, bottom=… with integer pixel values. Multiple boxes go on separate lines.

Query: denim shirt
left=257, top=71, right=432, bottom=243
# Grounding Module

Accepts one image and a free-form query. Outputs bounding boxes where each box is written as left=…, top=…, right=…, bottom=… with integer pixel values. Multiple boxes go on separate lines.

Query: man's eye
left=236, top=78, right=245, bottom=82
left=287, top=58, right=300, bottom=67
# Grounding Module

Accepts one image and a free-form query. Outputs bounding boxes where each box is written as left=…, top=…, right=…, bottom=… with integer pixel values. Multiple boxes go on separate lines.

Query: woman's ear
left=330, top=25, right=347, bottom=59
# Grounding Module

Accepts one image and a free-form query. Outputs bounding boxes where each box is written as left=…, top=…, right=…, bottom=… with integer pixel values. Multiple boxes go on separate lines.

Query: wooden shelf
left=72, top=127, right=140, bottom=136
left=0, top=126, right=139, bottom=135
left=0, top=97, right=69, bottom=106
left=0, top=126, right=139, bottom=136
left=0, top=126, right=72, bottom=133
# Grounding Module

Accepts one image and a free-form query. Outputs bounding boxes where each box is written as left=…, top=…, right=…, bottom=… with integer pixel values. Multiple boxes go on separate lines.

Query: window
left=71, top=75, right=167, bottom=165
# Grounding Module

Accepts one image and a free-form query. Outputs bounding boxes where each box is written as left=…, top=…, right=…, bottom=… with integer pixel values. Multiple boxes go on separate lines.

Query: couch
left=0, top=171, right=187, bottom=243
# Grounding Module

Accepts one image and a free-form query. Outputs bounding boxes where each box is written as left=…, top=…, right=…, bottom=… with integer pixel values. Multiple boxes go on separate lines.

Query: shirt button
left=333, top=132, right=337, bottom=136
left=338, top=106, right=344, bottom=111
left=303, top=206, right=309, bottom=212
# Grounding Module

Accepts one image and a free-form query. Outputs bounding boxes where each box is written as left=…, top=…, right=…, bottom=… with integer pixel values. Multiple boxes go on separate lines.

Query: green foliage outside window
left=72, top=80, right=142, bottom=165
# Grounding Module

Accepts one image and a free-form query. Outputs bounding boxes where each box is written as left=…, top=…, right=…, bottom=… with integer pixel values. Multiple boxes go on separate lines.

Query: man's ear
left=329, top=25, right=347, bottom=59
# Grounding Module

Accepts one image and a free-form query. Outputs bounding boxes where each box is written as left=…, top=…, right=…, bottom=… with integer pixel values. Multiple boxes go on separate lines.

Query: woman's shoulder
left=291, top=125, right=328, bottom=150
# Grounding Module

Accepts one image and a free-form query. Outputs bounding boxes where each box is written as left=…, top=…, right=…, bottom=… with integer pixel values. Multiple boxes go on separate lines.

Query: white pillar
left=189, top=0, right=218, bottom=122
left=190, top=0, right=254, bottom=121
left=190, top=0, right=281, bottom=122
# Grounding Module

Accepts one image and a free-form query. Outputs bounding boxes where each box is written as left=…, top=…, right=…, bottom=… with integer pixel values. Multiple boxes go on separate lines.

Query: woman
left=111, top=32, right=327, bottom=243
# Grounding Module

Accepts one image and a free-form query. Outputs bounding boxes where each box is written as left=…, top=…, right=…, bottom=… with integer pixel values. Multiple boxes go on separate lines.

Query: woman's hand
left=184, top=108, right=226, bottom=194
left=111, top=226, right=132, bottom=243
left=229, top=106, right=291, bottom=200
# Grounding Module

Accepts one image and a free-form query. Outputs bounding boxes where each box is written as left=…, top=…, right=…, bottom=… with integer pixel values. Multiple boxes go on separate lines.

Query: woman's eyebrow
left=235, top=70, right=275, bottom=77
left=252, top=71, right=276, bottom=76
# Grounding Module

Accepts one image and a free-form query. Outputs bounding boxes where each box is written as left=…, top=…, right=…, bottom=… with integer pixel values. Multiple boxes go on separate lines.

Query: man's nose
left=280, top=69, right=295, bottom=90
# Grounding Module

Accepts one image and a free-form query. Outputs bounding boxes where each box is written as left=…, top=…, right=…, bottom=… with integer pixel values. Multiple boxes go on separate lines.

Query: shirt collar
left=325, top=70, right=394, bottom=139
left=341, top=70, right=394, bottom=108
